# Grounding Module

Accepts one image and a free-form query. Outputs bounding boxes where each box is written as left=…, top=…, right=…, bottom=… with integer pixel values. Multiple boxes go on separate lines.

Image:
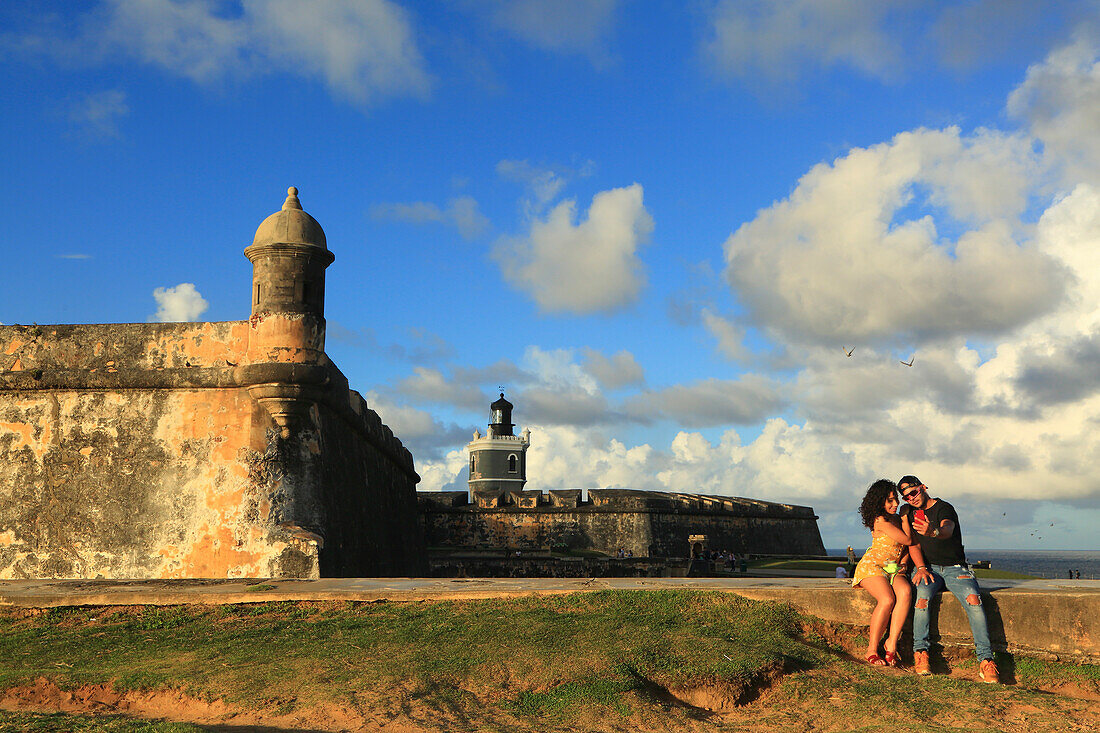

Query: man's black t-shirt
left=902, top=499, right=966, bottom=566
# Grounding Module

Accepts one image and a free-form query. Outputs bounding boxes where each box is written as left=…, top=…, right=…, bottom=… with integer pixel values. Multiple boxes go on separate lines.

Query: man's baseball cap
left=898, top=475, right=922, bottom=488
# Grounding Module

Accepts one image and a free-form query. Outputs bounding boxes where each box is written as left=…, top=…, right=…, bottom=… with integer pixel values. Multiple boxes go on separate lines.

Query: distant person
left=1076, top=569, right=1081, bottom=580
left=851, top=479, right=915, bottom=667
left=835, top=565, right=849, bottom=579
left=898, top=475, right=999, bottom=683
left=739, top=556, right=747, bottom=574
left=845, top=544, right=858, bottom=577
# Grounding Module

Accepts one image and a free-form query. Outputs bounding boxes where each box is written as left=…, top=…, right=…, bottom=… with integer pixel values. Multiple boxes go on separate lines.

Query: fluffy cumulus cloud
left=495, top=183, right=653, bottom=314
left=19, top=0, right=430, bottom=104
left=724, top=127, right=1064, bottom=346
left=1008, top=32, right=1100, bottom=187
left=151, top=283, right=208, bottom=322
left=370, top=196, right=489, bottom=240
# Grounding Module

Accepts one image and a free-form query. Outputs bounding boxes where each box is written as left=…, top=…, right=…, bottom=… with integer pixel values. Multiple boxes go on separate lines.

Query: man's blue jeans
left=913, top=564, right=993, bottom=661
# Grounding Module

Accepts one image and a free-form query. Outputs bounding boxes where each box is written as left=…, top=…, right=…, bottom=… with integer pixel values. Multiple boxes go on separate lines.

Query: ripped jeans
left=913, top=564, right=993, bottom=661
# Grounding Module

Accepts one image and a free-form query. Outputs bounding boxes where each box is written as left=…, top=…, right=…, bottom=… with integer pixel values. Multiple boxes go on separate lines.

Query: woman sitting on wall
left=852, top=478, right=915, bottom=667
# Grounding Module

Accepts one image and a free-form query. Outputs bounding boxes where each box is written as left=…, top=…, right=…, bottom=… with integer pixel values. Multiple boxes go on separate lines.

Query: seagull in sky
left=900, top=357, right=914, bottom=367
left=843, top=346, right=854, bottom=357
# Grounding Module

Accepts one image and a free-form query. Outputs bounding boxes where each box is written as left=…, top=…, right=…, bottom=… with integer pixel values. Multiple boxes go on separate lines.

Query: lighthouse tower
left=467, top=392, right=530, bottom=495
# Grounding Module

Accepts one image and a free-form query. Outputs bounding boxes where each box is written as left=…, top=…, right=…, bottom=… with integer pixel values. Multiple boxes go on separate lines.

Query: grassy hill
left=0, top=591, right=1096, bottom=732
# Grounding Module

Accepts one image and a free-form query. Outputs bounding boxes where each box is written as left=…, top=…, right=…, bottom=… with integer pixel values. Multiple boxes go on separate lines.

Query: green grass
left=1, top=592, right=1095, bottom=732
left=0, top=711, right=203, bottom=732
left=0, top=591, right=821, bottom=729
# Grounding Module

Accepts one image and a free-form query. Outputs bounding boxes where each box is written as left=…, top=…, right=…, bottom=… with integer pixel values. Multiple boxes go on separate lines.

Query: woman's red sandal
left=884, top=651, right=901, bottom=667
left=866, top=653, right=887, bottom=666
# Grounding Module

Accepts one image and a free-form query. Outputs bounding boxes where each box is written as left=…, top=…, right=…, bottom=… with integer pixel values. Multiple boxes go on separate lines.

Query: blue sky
left=3, top=1, right=1100, bottom=552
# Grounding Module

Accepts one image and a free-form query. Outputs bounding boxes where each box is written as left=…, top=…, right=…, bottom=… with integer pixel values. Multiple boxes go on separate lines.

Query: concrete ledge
left=2, top=577, right=1097, bottom=662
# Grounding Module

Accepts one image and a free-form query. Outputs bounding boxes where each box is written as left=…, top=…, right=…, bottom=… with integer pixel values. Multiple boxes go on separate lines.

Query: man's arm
left=932, top=519, right=955, bottom=539
left=908, top=542, right=932, bottom=585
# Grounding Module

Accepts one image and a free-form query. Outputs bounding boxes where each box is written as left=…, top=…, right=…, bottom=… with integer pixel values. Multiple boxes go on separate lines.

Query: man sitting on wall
left=898, top=475, right=999, bottom=683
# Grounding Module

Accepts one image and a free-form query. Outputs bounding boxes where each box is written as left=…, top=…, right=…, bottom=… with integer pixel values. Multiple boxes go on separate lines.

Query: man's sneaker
left=979, top=658, right=1000, bottom=684
left=914, top=650, right=931, bottom=676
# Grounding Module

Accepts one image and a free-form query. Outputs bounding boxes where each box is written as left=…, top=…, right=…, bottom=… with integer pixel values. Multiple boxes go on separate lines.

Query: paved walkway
left=1, top=576, right=1096, bottom=607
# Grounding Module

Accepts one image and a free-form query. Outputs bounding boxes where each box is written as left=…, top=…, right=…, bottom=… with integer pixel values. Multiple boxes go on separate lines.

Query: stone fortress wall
left=418, top=488, right=827, bottom=558
left=0, top=188, right=424, bottom=579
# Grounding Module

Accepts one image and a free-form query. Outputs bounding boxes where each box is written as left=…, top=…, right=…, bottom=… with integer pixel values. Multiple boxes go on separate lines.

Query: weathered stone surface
left=0, top=188, right=424, bottom=580
left=0, top=319, right=425, bottom=579
left=418, top=488, right=826, bottom=557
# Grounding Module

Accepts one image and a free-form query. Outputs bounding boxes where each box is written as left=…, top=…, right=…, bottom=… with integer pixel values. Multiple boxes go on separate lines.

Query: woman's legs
left=886, top=574, right=913, bottom=656
left=860, top=575, right=895, bottom=661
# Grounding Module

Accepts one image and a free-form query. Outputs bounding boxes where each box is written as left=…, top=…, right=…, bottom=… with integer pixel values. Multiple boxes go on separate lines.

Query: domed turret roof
left=252, top=187, right=328, bottom=250
left=491, top=392, right=513, bottom=411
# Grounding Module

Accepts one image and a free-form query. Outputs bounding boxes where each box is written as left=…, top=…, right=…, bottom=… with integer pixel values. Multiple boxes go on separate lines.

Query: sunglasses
left=901, top=486, right=923, bottom=500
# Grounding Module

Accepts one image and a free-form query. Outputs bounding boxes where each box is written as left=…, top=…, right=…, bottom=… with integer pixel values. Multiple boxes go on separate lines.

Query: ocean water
left=828, top=549, right=1100, bottom=579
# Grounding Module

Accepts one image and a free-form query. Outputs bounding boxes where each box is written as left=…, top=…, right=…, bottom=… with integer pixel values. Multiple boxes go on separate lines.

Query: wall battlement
left=418, top=488, right=817, bottom=518
left=418, top=488, right=826, bottom=558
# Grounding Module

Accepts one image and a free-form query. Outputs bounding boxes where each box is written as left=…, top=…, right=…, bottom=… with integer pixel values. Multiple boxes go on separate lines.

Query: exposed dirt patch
left=0, top=678, right=425, bottom=732
left=4, top=668, right=1100, bottom=733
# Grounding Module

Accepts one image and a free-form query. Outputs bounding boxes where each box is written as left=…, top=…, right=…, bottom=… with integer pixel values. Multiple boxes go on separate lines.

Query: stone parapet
left=417, top=489, right=827, bottom=556
left=418, top=488, right=816, bottom=518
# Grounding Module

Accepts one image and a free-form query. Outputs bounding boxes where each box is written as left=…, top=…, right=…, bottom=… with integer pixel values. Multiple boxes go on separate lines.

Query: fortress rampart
left=0, top=189, right=424, bottom=579
left=418, top=488, right=827, bottom=557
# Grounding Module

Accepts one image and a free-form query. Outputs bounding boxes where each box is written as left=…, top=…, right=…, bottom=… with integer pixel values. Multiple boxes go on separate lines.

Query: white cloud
left=723, top=127, right=1063, bottom=345
left=1008, top=32, right=1100, bottom=186
left=477, top=0, right=618, bottom=62
left=522, top=345, right=597, bottom=393
left=495, top=183, right=653, bottom=314
left=248, top=0, right=430, bottom=103
left=496, top=159, right=570, bottom=215
left=23, top=0, right=430, bottom=105
left=396, top=366, right=488, bottom=412
left=151, top=283, right=209, bottom=322
left=704, top=1, right=1077, bottom=92
left=67, top=89, right=128, bottom=138
left=581, top=347, right=644, bottom=390
left=370, top=196, right=489, bottom=240
left=625, top=376, right=785, bottom=427
left=365, top=391, right=470, bottom=460
left=701, top=309, right=751, bottom=362
left=705, top=0, right=902, bottom=85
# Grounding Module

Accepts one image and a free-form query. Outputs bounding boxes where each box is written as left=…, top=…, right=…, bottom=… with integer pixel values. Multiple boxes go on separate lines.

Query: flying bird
left=843, top=347, right=854, bottom=357
left=900, top=357, right=914, bottom=367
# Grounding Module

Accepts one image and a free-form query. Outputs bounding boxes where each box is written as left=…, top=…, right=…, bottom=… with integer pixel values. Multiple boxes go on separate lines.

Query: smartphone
left=914, top=509, right=926, bottom=524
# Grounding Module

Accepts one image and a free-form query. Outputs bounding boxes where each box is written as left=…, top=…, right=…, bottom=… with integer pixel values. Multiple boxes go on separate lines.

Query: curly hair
left=858, top=479, right=899, bottom=529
